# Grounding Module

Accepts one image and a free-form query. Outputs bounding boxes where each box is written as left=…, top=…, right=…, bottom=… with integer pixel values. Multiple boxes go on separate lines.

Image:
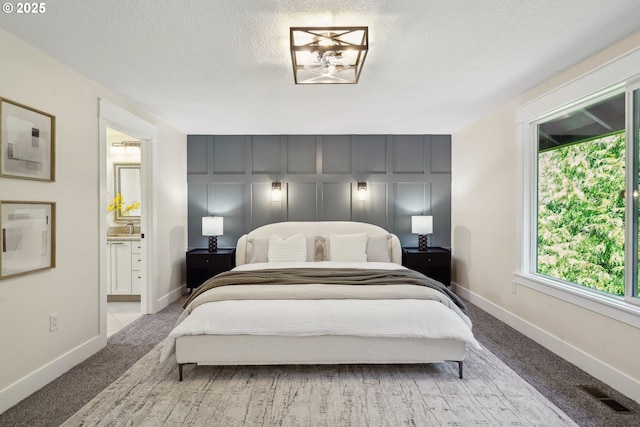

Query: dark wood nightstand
left=186, top=248, right=236, bottom=292
left=402, top=247, right=451, bottom=286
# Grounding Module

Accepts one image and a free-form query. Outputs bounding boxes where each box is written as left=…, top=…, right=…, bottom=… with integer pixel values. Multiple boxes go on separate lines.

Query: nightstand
left=186, top=248, right=236, bottom=292
left=402, top=247, right=451, bottom=286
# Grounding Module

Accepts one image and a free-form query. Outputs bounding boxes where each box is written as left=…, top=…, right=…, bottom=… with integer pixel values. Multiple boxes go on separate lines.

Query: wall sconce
left=202, top=216, right=223, bottom=252
left=272, top=182, right=282, bottom=202
left=357, top=182, right=367, bottom=201
left=290, top=26, right=369, bottom=84
left=411, top=215, right=433, bottom=251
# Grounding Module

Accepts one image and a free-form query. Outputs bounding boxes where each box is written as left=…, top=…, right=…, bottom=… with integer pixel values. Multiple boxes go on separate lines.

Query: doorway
left=99, top=99, right=158, bottom=341
left=106, top=127, right=143, bottom=335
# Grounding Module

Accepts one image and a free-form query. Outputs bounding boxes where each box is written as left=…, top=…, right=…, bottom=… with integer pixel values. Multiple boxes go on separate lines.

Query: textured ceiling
left=1, top=0, right=640, bottom=134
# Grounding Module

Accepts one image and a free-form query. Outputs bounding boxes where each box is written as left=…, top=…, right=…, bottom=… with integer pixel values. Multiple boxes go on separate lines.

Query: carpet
left=62, top=342, right=577, bottom=426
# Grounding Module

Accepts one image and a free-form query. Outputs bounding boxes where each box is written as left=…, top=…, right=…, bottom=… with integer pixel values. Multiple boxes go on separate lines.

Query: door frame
left=99, top=100, right=158, bottom=339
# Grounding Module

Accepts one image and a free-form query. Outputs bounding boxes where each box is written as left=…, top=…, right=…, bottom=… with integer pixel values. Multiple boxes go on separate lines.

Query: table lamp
left=411, top=215, right=433, bottom=251
left=202, top=216, right=223, bottom=252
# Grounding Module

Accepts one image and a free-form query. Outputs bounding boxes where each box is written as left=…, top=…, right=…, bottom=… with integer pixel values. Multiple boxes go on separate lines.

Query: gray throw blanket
left=184, top=267, right=466, bottom=314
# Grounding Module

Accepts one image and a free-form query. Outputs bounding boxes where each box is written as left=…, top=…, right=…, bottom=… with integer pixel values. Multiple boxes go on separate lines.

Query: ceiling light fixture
left=290, top=26, right=368, bottom=85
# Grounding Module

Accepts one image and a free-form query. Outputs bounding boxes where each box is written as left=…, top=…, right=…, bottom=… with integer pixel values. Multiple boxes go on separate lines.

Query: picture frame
left=0, top=201, right=56, bottom=280
left=0, top=97, right=55, bottom=181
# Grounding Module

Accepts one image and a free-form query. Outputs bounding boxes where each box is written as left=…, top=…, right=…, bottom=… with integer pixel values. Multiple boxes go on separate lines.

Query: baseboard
left=0, top=335, right=105, bottom=414
left=2, top=285, right=185, bottom=413
left=155, top=285, right=185, bottom=312
left=453, top=282, right=640, bottom=404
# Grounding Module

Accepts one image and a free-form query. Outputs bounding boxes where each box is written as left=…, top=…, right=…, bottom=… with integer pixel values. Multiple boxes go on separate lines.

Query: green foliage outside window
left=537, top=133, right=626, bottom=296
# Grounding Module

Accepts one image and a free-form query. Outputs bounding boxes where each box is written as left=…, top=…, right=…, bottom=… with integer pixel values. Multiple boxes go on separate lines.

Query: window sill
left=514, top=273, right=640, bottom=329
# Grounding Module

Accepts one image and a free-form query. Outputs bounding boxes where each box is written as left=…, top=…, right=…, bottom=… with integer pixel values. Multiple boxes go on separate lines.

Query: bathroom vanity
left=107, top=236, right=142, bottom=297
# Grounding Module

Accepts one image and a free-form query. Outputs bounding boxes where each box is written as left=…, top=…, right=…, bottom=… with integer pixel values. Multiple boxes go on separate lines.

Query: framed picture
left=0, top=97, right=55, bottom=181
left=0, top=201, right=56, bottom=280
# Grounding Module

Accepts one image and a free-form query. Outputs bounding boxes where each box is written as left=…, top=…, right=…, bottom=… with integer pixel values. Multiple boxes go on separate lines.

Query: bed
left=161, top=221, right=480, bottom=380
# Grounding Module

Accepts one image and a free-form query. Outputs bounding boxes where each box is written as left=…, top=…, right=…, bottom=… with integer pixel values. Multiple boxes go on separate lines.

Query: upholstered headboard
left=236, top=221, right=402, bottom=265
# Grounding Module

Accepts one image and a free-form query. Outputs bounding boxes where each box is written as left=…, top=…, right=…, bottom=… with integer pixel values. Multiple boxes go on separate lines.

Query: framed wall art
left=0, top=201, right=56, bottom=280
left=0, top=97, right=55, bottom=181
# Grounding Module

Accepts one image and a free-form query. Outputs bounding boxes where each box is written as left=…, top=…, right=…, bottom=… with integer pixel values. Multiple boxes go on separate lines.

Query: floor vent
left=578, top=385, right=634, bottom=414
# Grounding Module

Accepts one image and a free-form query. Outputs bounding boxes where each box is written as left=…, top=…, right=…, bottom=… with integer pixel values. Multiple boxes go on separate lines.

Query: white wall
left=0, top=28, right=187, bottom=412
left=154, top=122, right=188, bottom=304
left=452, top=31, right=640, bottom=402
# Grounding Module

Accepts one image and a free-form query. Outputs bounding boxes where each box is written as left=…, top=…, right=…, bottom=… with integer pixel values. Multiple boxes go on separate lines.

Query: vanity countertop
left=107, top=235, right=141, bottom=241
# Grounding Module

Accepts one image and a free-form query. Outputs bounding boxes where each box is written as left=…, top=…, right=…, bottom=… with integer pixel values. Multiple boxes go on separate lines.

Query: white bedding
left=160, top=262, right=480, bottom=362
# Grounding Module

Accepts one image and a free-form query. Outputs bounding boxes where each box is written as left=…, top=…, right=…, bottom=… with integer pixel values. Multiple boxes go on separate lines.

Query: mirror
left=113, top=163, right=141, bottom=222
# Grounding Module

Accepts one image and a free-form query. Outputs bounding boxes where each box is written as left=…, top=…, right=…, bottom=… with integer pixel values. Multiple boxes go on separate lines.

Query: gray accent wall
left=187, top=135, right=451, bottom=250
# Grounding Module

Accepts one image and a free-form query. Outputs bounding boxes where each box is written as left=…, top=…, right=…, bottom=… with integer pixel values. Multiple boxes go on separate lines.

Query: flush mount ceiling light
left=290, top=26, right=368, bottom=85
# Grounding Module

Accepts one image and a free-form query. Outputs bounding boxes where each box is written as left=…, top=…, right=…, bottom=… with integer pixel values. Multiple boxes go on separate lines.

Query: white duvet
left=160, top=262, right=481, bottom=362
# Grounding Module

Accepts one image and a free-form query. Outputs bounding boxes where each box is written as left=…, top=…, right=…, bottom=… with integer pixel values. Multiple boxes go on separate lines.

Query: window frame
left=515, top=46, right=640, bottom=329
left=625, top=80, right=640, bottom=303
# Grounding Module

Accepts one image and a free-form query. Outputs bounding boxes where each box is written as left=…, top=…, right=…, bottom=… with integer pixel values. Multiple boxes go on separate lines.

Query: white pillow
left=329, top=233, right=368, bottom=262
left=268, top=233, right=307, bottom=262
left=250, top=235, right=317, bottom=263
left=248, top=237, right=269, bottom=263
left=366, top=235, right=391, bottom=262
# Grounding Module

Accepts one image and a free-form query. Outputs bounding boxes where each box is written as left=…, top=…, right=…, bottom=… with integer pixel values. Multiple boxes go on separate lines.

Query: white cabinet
left=107, top=239, right=141, bottom=295
left=131, top=241, right=142, bottom=294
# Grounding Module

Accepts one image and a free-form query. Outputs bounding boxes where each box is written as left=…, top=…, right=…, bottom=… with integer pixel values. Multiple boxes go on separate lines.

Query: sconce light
left=290, top=26, right=368, bottom=84
left=272, top=182, right=282, bottom=202
left=202, top=216, right=223, bottom=252
left=357, top=182, right=367, bottom=201
left=411, top=215, right=433, bottom=251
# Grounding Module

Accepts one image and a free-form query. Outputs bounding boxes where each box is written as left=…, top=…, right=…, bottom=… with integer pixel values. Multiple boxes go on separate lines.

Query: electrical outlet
left=511, top=283, right=517, bottom=294
left=50, top=312, right=59, bottom=331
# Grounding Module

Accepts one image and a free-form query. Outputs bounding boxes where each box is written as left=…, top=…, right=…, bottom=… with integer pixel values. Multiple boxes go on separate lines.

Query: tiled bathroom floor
left=107, top=302, right=142, bottom=337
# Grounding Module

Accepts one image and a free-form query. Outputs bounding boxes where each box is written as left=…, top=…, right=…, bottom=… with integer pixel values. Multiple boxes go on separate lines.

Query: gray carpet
left=465, top=302, right=640, bottom=427
left=0, top=297, right=638, bottom=426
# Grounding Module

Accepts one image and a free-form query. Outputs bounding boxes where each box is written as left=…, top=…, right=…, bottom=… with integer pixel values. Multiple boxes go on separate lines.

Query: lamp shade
left=202, top=216, right=223, bottom=236
left=411, top=216, right=433, bottom=234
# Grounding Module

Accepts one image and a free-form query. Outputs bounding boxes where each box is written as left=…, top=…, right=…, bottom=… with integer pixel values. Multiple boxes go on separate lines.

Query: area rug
left=62, top=342, right=578, bottom=426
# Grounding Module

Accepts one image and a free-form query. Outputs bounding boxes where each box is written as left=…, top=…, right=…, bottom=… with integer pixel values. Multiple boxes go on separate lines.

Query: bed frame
left=176, top=221, right=466, bottom=380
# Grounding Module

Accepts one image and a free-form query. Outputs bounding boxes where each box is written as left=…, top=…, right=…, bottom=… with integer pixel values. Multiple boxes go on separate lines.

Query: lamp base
left=418, top=235, right=428, bottom=251
left=208, top=236, right=218, bottom=252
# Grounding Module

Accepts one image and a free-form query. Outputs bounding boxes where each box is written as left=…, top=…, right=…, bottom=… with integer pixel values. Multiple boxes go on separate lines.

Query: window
left=536, top=93, right=626, bottom=296
left=515, top=47, right=640, bottom=325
